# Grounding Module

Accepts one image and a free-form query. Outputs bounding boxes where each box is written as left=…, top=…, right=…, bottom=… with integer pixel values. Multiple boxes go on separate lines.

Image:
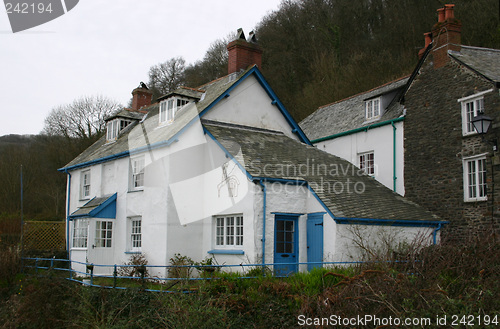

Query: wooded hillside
left=257, top=0, right=500, bottom=121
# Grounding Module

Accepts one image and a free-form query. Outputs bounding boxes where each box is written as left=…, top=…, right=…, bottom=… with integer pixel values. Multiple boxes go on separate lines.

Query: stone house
left=401, top=4, right=500, bottom=239
left=59, top=30, right=444, bottom=277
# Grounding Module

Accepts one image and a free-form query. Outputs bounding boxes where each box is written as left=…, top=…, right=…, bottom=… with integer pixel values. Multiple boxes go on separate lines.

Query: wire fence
left=22, top=257, right=382, bottom=293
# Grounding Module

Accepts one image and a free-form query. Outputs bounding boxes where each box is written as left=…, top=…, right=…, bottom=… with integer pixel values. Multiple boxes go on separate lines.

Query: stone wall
left=404, top=55, right=500, bottom=240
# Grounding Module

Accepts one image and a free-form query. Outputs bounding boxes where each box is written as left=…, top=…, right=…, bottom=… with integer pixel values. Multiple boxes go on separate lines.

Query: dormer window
left=106, top=118, right=132, bottom=142
left=159, top=97, right=190, bottom=124
left=365, top=97, right=381, bottom=120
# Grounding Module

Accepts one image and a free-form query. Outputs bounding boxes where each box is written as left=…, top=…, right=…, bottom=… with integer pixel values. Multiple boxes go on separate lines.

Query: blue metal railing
left=22, top=257, right=414, bottom=293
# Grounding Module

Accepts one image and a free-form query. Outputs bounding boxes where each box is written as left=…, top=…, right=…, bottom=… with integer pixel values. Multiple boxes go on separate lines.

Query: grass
left=1, top=235, right=499, bottom=328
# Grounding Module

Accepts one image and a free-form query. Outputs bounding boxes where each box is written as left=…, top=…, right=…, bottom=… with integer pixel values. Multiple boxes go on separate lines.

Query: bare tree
left=148, top=57, right=186, bottom=100
left=43, top=95, right=122, bottom=140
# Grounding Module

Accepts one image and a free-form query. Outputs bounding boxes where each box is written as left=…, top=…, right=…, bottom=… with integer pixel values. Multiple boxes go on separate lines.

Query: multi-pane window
left=159, top=101, right=167, bottom=122
left=130, top=217, right=142, bottom=250
left=106, top=119, right=131, bottom=141
left=159, top=98, right=190, bottom=124
left=276, top=220, right=295, bottom=253
left=95, top=220, right=113, bottom=248
left=131, top=156, right=145, bottom=189
left=81, top=170, right=91, bottom=199
left=463, top=97, right=484, bottom=135
left=106, top=119, right=120, bottom=141
left=359, top=152, right=375, bottom=175
left=365, top=98, right=381, bottom=120
left=215, top=215, right=243, bottom=248
left=72, top=219, right=88, bottom=248
left=464, top=156, right=487, bottom=201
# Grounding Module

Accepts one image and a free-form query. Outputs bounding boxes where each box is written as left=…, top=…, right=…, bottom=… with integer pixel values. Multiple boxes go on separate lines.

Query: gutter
left=335, top=217, right=448, bottom=228
left=311, top=116, right=404, bottom=144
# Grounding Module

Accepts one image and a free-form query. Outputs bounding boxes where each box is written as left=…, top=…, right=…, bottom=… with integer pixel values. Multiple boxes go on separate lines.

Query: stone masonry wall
left=404, top=55, right=500, bottom=241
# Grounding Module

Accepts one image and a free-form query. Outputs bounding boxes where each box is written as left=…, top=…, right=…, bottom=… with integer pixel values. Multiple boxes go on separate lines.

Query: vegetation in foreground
left=1, top=235, right=499, bottom=328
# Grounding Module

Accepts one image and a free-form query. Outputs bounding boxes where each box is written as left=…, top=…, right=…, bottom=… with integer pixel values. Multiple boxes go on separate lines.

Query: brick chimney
left=227, top=28, right=263, bottom=74
left=418, top=32, right=433, bottom=59
left=431, top=4, right=461, bottom=68
left=131, top=82, right=153, bottom=111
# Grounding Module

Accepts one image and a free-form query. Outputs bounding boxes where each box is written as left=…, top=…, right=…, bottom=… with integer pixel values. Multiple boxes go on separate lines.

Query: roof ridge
left=179, top=86, right=205, bottom=93
left=202, top=119, right=284, bottom=135
left=459, top=45, right=500, bottom=53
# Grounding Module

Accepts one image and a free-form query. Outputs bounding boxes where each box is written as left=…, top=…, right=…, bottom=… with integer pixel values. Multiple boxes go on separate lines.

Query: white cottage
left=60, top=30, right=444, bottom=277
left=300, top=77, right=408, bottom=196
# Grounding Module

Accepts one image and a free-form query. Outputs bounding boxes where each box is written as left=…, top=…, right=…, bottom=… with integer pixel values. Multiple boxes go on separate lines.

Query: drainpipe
left=391, top=121, right=397, bottom=192
left=64, top=170, right=72, bottom=271
left=258, top=180, right=266, bottom=267
left=432, top=223, right=442, bottom=245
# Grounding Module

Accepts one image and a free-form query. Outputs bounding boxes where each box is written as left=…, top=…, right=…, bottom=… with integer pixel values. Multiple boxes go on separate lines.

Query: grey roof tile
left=449, top=46, right=500, bottom=83
left=62, top=68, right=251, bottom=170
left=300, top=77, right=408, bottom=141
left=203, top=121, right=439, bottom=221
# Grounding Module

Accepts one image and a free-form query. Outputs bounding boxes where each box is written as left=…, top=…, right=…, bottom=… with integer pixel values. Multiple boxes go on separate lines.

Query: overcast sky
left=0, top=0, right=283, bottom=136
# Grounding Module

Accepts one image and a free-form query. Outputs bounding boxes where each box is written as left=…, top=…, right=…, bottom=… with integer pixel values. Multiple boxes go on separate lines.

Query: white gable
left=203, top=75, right=300, bottom=141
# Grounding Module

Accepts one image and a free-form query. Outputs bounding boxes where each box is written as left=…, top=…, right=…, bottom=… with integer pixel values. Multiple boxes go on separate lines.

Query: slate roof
left=299, top=77, right=408, bottom=141
left=105, top=108, right=146, bottom=122
left=203, top=121, right=439, bottom=221
left=70, top=194, right=116, bottom=218
left=61, top=68, right=250, bottom=170
left=449, top=46, right=500, bottom=84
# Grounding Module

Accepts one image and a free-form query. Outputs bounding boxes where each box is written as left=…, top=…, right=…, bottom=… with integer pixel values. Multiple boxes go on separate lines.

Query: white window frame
left=463, top=154, right=488, bottom=202
left=365, top=97, right=381, bottom=120
left=359, top=151, right=375, bottom=176
left=80, top=169, right=91, bottom=199
left=130, top=156, right=145, bottom=190
left=128, top=216, right=142, bottom=252
left=459, top=89, right=492, bottom=136
left=95, top=220, right=113, bottom=248
left=214, top=214, right=243, bottom=248
left=106, top=119, right=120, bottom=141
left=72, top=218, right=89, bottom=249
left=159, top=97, right=190, bottom=125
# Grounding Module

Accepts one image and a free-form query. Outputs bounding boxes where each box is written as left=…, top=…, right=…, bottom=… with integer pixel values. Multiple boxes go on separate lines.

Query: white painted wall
left=315, top=121, right=405, bottom=196
left=203, top=75, right=300, bottom=141
left=333, top=224, right=437, bottom=262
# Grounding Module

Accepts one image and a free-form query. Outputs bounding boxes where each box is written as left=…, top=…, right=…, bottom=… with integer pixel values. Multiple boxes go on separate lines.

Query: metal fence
left=22, top=257, right=380, bottom=293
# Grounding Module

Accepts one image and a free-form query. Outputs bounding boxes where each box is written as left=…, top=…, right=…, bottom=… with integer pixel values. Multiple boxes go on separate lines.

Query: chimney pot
left=444, top=4, right=455, bottom=20
left=424, top=32, right=432, bottom=48
left=437, top=8, right=445, bottom=23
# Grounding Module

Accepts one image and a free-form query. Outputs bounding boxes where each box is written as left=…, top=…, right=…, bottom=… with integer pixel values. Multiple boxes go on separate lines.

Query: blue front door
left=307, top=213, right=324, bottom=271
left=274, top=215, right=299, bottom=276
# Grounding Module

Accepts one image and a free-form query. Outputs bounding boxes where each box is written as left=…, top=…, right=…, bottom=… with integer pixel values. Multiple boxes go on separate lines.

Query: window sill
left=71, top=248, right=88, bottom=251
left=464, top=198, right=488, bottom=203
left=208, top=249, right=244, bottom=255
left=125, top=251, right=142, bottom=254
left=128, top=189, right=144, bottom=193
